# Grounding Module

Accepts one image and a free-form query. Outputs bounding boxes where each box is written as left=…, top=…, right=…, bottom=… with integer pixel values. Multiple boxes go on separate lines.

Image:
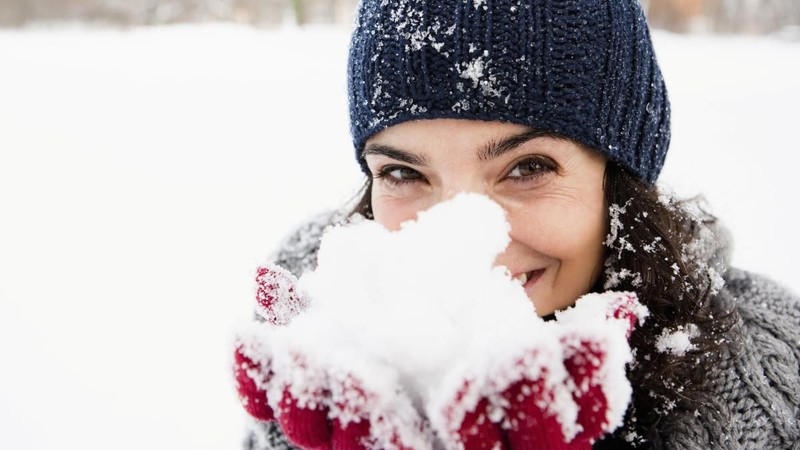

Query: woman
left=244, top=0, right=800, bottom=448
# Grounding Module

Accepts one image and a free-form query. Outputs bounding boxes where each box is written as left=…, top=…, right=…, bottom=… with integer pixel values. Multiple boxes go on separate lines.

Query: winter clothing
left=348, top=0, right=670, bottom=184
left=242, top=211, right=800, bottom=450
left=656, top=267, right=800, bottom=450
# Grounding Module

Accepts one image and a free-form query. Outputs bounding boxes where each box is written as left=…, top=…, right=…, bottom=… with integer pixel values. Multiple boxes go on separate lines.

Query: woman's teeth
left=515, top=272, right=529, bottom=285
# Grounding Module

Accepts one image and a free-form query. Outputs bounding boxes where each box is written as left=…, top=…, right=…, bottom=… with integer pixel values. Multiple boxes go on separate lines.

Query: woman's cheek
left=372, top=194, right=426, bottom=231
left=505, top=201, right=555, bottom=243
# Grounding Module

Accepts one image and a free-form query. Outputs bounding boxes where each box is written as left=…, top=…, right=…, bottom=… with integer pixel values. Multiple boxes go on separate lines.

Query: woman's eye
left=505, top=157, right=557, bottom=182
left=376, top=166, right=424, bottom=185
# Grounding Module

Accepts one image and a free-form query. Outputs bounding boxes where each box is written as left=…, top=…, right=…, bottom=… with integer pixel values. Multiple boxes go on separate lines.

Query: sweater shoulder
left=725, top=268, right=800, bottom=327
left=711, top=268, right=800, bottom=448
left=652, top=269, right=800, bottom=450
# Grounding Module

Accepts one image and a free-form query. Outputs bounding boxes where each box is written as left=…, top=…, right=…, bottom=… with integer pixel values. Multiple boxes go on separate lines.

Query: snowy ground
left=0, top=24, right=797, bottom=450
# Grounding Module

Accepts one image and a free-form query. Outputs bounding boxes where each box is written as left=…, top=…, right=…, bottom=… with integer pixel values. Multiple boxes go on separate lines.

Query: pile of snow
left=238, top=193, right=648, bottom=445
left=266, top=193, right=532, bottom=407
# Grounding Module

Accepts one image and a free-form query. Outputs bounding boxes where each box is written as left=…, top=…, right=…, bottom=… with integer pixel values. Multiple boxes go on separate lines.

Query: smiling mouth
left=514, top=269, right=545, bottom=289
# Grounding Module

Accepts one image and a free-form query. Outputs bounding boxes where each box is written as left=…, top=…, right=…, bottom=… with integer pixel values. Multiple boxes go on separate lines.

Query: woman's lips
left=513, top=269, right=545, bottom=290
left=522, top=269, right=545, bottom=291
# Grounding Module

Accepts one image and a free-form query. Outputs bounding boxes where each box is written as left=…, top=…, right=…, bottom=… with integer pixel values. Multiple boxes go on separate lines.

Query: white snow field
left=0, top=24, right=798, bottom=450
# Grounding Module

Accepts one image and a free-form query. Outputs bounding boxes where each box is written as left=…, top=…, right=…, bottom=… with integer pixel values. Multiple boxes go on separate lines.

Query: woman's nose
left=439, top=181, right=488, bottom=203
left=440, top=188, right=461, bottom=203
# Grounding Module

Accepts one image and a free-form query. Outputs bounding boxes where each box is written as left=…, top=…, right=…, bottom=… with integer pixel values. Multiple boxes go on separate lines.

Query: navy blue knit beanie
left=347, top=0, right=670, bottom=184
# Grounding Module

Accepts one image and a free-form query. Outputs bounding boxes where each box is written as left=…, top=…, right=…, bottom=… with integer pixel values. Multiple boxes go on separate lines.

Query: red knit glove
left=430, top=293, right=644, bottom=450
left=233, top=264, right=432, bottom=450
left=234, top=264, right=308, bottom=421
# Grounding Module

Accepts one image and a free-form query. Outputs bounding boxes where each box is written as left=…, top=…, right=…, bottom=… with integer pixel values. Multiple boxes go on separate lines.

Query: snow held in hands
left=234, top=193, right=648, bottom=450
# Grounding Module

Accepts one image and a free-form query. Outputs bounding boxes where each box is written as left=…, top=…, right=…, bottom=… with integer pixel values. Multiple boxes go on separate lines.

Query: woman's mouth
left=514, top=269, right=545, bottom=290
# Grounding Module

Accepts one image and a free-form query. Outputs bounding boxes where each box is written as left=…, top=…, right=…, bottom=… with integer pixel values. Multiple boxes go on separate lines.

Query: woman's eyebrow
left=478, top=128, right=562, bottom=161
left=362, top=143, right=429, bottom=166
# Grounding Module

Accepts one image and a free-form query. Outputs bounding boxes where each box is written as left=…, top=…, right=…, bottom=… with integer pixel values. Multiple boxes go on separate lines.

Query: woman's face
left=364, top=119, right=608, bottom=315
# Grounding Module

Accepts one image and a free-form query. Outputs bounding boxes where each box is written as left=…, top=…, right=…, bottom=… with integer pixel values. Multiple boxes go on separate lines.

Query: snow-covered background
left=0, top=24, right=797, bottom=450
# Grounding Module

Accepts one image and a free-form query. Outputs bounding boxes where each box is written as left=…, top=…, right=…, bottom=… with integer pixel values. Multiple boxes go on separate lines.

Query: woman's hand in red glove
left=234, top=263, right=303, bottom=422
left=233, top=264, right=433, bottom=450
left=430, top=292, right=646, bottom=450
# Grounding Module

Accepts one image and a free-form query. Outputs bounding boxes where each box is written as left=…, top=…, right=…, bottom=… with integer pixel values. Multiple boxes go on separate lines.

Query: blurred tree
left=646, top=0, right=705, bottom=32
left=0, top=0, right=30, bottom=26
left=290, top=0, right=305, bottom=24
left=644, top=0, right=800, bottom=33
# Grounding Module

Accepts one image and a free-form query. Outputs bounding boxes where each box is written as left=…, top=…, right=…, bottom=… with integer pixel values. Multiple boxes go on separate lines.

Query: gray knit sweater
left=243, top=212, right=800, bottom=450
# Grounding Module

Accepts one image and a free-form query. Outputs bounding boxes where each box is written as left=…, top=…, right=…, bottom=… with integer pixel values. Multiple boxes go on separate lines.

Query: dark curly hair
left=592, top=163, right=740, bottom=448
left=349, top=161, right=740, bottom=448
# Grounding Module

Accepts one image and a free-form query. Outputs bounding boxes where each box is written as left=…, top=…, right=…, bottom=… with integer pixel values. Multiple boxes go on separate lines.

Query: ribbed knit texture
left=243, top=212, right=800, bottom=450
left=347, top=0, right=671, bottom=183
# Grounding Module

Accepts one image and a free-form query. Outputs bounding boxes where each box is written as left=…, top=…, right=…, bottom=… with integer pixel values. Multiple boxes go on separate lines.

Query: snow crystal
left=409, top=29, right=429, bottom=51
left=707, top=266, right=725, bottom=295
left=459, top=56, right=485, bottom=87
left=604, top=201, right=635, bottom=256
left=456, top=52, right=503, bottom=98
left=642, top=236, right=661, bottom=253
left=480, top=80, right=503, bottom=98
left=657, top=191, right=675, bottom=208
left=604, top=267, right=643, bottom=290
left=655, top=324, right=699, bottom=356
left=451, top=98, right=470, bottom=112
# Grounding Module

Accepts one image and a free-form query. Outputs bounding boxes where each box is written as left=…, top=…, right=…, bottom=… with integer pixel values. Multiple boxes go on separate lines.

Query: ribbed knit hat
left=347, top=0, right=670, bottom=184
